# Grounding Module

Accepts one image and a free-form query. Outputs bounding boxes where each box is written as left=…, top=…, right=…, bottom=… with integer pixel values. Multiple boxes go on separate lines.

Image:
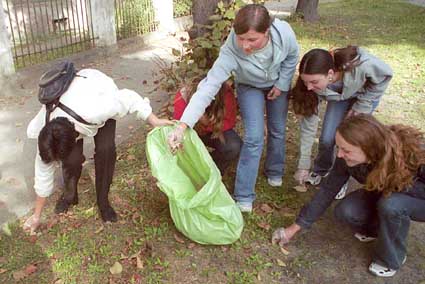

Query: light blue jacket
left=315, top=47, right=393, bottom=113
left=181, top=18, right=299, bottom=127
left=297, top=48, right=393, bottom=170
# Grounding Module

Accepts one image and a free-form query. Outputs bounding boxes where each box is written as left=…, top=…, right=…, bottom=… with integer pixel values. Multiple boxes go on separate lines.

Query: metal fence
left=173, top=0, right=192, bottom=18
left=114, top=0, right=157, bottom=40
left=4, top=0, right=96, bottom=68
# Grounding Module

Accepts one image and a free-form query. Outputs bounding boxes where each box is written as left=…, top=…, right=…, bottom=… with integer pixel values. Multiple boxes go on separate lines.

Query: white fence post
left=0, top=1, right=15, bottom=76
left=90, top=0, right=117, bottom=47
left=152, top=0, right=175, bottom=34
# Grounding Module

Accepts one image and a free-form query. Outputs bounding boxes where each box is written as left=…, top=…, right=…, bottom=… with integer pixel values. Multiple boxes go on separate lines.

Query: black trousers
left=61, top=119, right=116, bottom=211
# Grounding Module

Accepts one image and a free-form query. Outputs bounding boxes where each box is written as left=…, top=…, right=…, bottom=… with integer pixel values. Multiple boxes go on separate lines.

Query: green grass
left=2, top=1, right=425, bottom=283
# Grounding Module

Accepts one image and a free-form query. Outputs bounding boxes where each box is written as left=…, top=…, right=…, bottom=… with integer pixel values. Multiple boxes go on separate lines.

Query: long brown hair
left=337, top=114, right=425, bottom=196
left=290, top=46, right=361, bottom=117
left=182, top=77, right=228, bottom=142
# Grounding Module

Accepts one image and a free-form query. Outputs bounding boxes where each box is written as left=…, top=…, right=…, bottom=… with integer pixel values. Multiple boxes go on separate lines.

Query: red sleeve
left=173, top=91, right=188, bottom=120
left=222, top=88, right=237, bottom=131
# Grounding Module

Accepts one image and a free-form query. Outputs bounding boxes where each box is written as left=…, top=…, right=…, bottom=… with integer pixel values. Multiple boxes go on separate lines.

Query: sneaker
left=335, top=181, right=349, bottom=200
left=305, top=172, right=322, bottom=185
left=354, top=232, right=377, bottom=242
left=236, top=201, right=252, bottom=213
left=267, top=177, right=282, bottom=187
left=369, top=256, right=406, bottom=277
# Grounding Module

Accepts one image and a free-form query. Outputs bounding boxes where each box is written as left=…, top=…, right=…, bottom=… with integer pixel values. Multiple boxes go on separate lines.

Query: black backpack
left=38, top=61, right=95, bottom=125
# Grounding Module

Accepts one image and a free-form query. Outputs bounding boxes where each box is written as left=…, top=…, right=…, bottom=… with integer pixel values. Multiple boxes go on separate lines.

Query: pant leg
left=57, top=138, right=84, bottom=212
left=264, top=92, right=289, bottom=178
left=312, top=99, right=352, bottom=175
left=375, top=182, right=425, bottom=269
left=200, top=129, right=242, bottom=175
left=94, top=119, right=117, bottom=219
left=334, top=189, right=381, bottom=236
left=234, top=85, right=266, bottom=203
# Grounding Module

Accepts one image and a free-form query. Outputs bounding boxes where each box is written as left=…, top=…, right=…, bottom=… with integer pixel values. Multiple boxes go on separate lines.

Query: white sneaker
left=335, top=182, right=349, bottom=200
left=305, top=172, right=322, bottom=185
left=369, top=256, right=406, bottom=277
left=236, top=201, right=252, bottom=213
left=267, top=177, right=282, bottom=187
left=354, top=232, right=376, bottom=242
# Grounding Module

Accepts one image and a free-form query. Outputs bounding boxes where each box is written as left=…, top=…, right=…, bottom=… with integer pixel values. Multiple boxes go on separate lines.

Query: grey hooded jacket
left=297, top=48, right=393, bottom=170
left=180, top=18, right=299, bottom=128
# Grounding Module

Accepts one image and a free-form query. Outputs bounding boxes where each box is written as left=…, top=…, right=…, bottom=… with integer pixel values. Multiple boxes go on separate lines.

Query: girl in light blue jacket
left=168, top=4, right=299, bottom=212
left=291, top=46, right=393, bottom=195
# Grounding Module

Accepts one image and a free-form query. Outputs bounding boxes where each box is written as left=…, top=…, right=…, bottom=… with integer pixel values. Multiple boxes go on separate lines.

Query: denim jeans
left=200, top=129, right=242, bottom=175
left=334, top=182, right=425, bottom=269
left=312, top=94, right=380, bottom=176
left=234, top=84, right=289, bottom=203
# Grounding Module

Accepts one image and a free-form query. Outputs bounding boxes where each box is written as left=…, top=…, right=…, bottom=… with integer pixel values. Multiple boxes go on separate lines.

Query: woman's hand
left=272, top=223, right=301, bottom=247
left=23, top=214, right=40, bottom=234
left=345, top=109, right=359, bottom=118
left=267, top=86, right=282, bottom=100
left=147, top=114, right=174, bottom=127
left=167, top=123, right=187, bottom=152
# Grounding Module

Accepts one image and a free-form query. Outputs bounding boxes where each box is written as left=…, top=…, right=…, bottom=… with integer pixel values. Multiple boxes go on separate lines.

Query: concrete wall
left=90, top=0, right=116, bottom=47
left=152, top=0, right=175, bottom=34
left=0, top=1, right=15, bottom=76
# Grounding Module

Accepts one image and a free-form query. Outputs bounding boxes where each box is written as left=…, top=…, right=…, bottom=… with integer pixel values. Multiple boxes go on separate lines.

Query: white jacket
left=27, top=69, right=153, bottom=197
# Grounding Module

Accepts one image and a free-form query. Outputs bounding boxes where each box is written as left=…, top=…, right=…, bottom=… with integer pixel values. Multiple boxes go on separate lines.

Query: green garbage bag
left=146, top=125, right=244, bottom=245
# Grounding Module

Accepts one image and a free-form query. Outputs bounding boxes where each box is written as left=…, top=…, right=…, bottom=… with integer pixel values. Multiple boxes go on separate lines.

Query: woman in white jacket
left=24, top=68, right=171, bottom=232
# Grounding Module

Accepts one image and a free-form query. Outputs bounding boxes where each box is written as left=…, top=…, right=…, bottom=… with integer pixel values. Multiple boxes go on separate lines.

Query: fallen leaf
left=174, top=233, right=185, bottom=244
left=260, top=203, right=274, bottom=213
left=136, top=256, right=144, bottom=269
left=25, top=264, right=37, bottom=275
left=2, top=223, right=12, bottom=236
left=110, top=261, right=123, bottom=275
left=276, top=258, right=286, bottom=267
left=187, top=243, right=196, bottom=249
left=0, top=268, right=7, bottom=274
left=280, top=247, right=290, bottom=255
left=153, top=264, right=164, bottom=271
left=28, top=235, right=37, bottom=243
left=95, top=225, right=104, bottom=234
left=126, top=155, right=136, bottom=161
left=13, top=270, right=26, bottom=280
left=294, top=185, right=307, bottom=193
left=257, top=222, right=271, bottom=231
left=46, top=218, right=59, bottom=230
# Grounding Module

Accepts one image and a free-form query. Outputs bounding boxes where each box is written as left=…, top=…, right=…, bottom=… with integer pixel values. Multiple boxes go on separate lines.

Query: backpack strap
left=58, top=102, right=97, bottom=126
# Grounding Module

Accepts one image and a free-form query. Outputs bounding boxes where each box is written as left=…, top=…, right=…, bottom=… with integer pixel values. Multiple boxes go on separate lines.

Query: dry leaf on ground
left=260, top=203, right=274, bottom=213
left=110, top=262, right=123, bottom=275
left=294, top=185, right=307, bottom=192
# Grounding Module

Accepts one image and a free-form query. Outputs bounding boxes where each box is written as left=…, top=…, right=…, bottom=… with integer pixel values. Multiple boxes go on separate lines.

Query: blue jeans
left=334, top=182, right=425, bottom=269
left=200, top=129, right=242, bottom=175
left=234, top=84, right=289, bottom=203
left=313, top=97, right=380, bottom=176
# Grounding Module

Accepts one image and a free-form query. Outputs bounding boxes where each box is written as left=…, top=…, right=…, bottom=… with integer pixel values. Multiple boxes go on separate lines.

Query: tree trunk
left=189, top=0, right=231, bottom=39
left=295, top=0, right=319, bottom=22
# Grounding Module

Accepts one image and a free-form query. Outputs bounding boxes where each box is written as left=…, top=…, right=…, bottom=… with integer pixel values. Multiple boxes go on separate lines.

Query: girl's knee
left=377, top=195, right=404, bottom=217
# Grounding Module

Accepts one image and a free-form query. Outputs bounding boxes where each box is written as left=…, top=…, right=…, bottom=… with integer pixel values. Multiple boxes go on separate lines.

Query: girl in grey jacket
left=291, top=46, right=393, bottom=189
left=168, top=4, right=299, bottom=212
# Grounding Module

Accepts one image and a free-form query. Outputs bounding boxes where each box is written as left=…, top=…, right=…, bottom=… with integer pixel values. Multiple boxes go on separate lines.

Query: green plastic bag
left=146, top=125, right=244, bottom=245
